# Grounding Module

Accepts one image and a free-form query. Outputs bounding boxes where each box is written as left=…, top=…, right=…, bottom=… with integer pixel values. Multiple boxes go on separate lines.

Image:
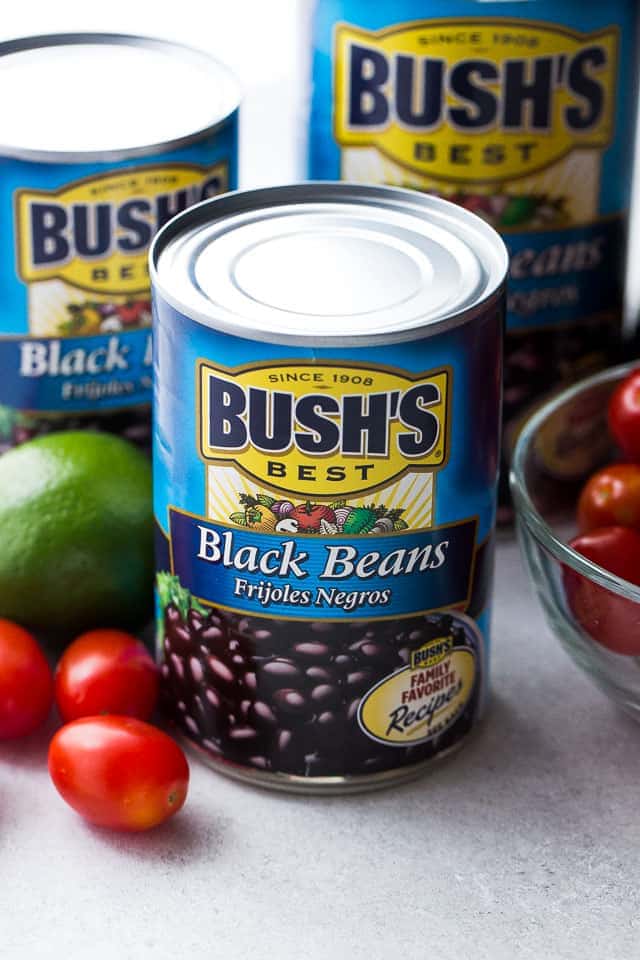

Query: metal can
left=151, top=183, right=507, bottom=793
left=0, top=33, right=239, bottom=452
left=307, top=0, right=640, bottom=520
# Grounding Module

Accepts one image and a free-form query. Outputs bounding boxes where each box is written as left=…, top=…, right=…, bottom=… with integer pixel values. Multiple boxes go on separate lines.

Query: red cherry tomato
left=55, top=629, right=159, bottom=723
left=608, top=368, right=640, bottom=462
left=577, top=463, right=640, bottom=533
left=48, top=716, right=189, bottom=831
left=0, top=618, right=53, bottom=739
left=563, top=526, right=640, bottom=655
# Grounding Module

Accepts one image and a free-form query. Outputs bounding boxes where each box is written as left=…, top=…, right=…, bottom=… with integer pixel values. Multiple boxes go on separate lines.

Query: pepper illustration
left=60, top=303, right=103, bottom=335
left=230, top=493, right=278, bottom=532
left=79, top=305, right=103, bottom=332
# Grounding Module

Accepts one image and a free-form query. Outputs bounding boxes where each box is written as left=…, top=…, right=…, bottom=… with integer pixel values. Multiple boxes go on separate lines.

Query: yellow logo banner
left=198, top=360, right=450, bottom=498
left=16, top=162, right=228, bottom=295
left=334, top=19, right=618, bottom=183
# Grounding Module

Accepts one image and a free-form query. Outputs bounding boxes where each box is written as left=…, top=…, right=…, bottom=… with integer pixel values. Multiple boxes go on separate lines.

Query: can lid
left=152, top=184, right=508, bottom=346
left=0, top=33, right=240, bottom=160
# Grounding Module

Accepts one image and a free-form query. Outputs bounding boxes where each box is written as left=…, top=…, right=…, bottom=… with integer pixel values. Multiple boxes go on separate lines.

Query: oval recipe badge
left=358, top=627, right=478, bottom=746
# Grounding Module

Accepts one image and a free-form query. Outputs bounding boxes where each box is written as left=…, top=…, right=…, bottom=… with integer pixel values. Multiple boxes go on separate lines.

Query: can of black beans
left=150, top=183, right=508, bottom=793
left=307, top=2, right=640, bottom=522
left=0, top=33, right=239, bottom=453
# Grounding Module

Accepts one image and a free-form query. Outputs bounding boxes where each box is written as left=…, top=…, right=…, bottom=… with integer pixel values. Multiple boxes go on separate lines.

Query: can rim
left=149, top=182, right=509, bottom=347
left=0, top=32, right=242, bottom=162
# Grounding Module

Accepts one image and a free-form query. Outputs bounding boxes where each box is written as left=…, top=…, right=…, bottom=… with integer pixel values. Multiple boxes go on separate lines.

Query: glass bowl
left=510, top=361, right=640, bottom=720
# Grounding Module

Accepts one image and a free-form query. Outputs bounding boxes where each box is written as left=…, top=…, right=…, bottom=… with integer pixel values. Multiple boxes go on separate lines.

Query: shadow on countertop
left=0, top=711, right=60, bottom=770
left=235, top=688, right=640, bottom=829
left=83, top=805, right=228, bottom=865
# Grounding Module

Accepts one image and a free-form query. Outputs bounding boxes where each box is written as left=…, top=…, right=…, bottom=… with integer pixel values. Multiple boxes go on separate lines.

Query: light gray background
left=1, top=3, right=639, bottom=957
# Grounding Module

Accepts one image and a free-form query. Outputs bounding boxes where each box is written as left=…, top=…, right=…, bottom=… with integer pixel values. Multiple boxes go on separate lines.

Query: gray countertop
left=2, top=536, right=639, bottom=960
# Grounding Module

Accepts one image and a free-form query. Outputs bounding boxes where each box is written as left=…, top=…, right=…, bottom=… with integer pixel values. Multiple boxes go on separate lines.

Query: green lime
left=0, top=431, right=153, bottom=636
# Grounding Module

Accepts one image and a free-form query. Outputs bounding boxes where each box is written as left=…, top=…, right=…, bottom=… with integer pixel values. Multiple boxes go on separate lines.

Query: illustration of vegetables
left=229, top=494, right=407, bottom=536
left=57, top=299, right=152, bottom=337
left=404, top=186, right=570, bottom=230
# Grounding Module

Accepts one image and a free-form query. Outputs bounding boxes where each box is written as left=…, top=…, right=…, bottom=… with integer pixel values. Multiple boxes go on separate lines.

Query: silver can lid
left=152, top=183, right=508, bottom=346
left=0, top=33, right=240, bottom=161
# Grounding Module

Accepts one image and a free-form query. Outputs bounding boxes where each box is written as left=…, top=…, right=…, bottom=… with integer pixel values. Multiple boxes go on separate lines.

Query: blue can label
left=154, top=297, right=502, bottom=777
left=308, top=3, right=638, bottom=512
left=308, top=8, right=635, bottom=334
left=0, top=118, right=238, bottom=443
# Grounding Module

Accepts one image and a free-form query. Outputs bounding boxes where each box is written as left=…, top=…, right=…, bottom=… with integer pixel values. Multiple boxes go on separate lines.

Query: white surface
left=0, top=38, right=240, bottom=154
left=2, top=538, right=640, bottom=960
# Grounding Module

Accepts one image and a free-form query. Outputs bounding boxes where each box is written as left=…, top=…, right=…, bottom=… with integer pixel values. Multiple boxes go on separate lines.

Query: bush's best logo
left=16, top=162, right=228, bottom=295
left=198, top=361, right=450, bottom=497
left=334, top=19, right=618, bottom=182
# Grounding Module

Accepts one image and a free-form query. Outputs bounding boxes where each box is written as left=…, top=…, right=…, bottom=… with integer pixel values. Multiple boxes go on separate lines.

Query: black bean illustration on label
left=158, top=573, right=482, bottom=777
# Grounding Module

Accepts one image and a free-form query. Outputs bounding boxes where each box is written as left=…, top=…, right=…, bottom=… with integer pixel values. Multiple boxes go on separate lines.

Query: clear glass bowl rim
left=509, top=360, right=640, bottom=603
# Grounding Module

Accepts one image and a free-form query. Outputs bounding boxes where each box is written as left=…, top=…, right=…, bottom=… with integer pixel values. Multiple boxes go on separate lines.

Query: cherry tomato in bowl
left=0, top=618, right=53, bottom=739
left=55, top=629, right=159, bottom=722
left=608, top=367, right=640, bottom=462
left=48, top=716, right=189, bottom=831
left=577, top=463, right=640, bottom=534
left=563, top=526, right=640, bottom=656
